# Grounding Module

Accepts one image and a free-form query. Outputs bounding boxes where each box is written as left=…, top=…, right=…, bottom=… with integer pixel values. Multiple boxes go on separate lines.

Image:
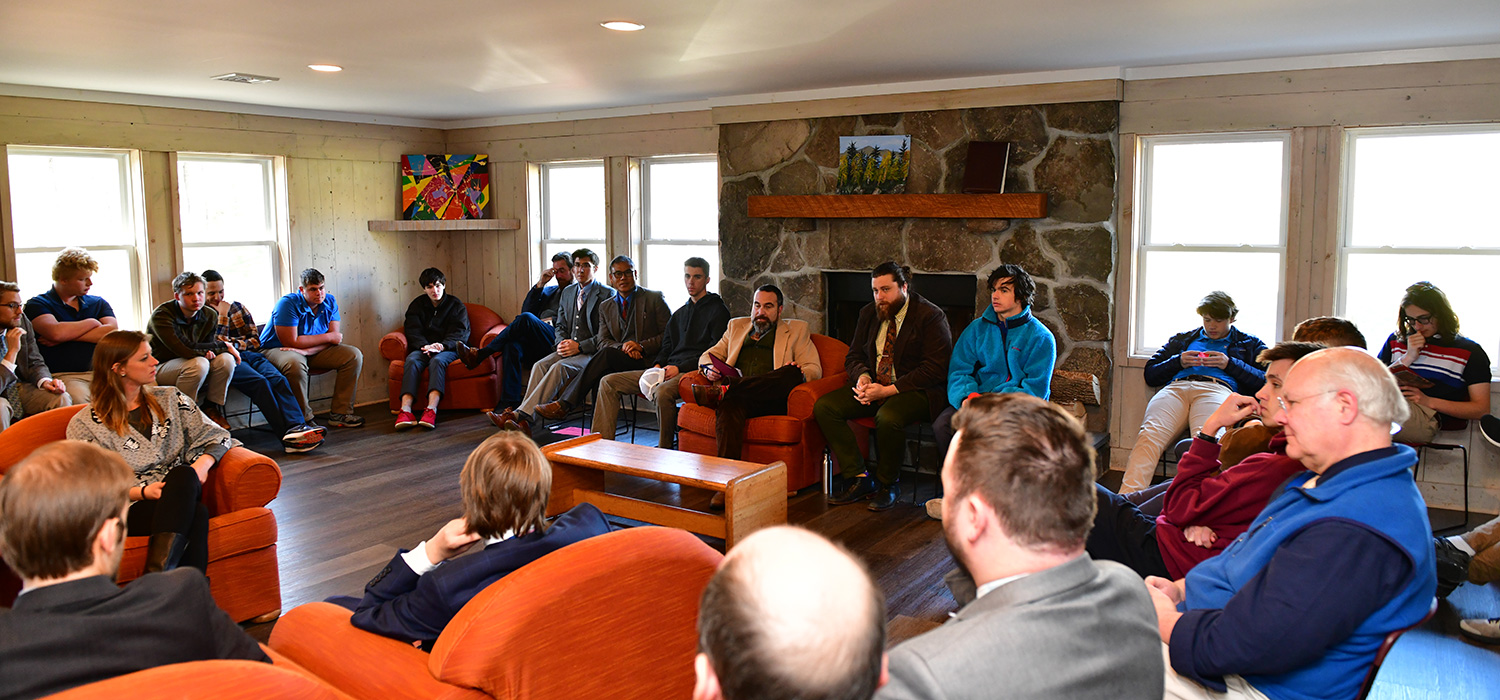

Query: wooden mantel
left=747, top=193, right=1047, bottom=219
left=368, top=219, right=520, bottom=232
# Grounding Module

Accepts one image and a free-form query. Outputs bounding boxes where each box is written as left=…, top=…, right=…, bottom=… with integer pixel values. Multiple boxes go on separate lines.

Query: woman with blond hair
left=66, top=330, right=234, bottom=573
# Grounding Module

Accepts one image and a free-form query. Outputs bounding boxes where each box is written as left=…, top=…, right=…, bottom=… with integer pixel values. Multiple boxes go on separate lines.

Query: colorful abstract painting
left=401, top=154, right=490, bottom=220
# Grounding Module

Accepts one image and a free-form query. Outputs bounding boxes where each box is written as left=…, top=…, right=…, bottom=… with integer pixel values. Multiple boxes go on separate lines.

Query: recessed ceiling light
left=600, top=21, right=644, bottom=31
left=308, top=64, right=343, bottom=72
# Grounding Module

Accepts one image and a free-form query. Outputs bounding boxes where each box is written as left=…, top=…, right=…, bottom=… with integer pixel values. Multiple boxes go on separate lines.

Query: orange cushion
left=677, top=405, right=802, bottom=445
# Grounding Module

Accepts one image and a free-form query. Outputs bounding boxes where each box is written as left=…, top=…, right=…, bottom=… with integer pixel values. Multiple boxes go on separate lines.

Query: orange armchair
left=677, top=334, right=849, bottom=493
left=380, top=303, right=507, bottom=412
left=46, top=660, right=353, bottom=700
left=269, top=527, right=722, bottom=700
left=0, top=405, right=284, bottom=623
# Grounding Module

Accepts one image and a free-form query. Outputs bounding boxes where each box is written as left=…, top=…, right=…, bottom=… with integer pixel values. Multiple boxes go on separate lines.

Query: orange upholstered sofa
left=0, top=404, right=283, bottom=623
left=45, top=660, right=353, bottom=700
left=269, top=526, right=721, bottom=700
left=677, top=334, right=849, bottom=493
left=380, top=303, right=507, bottom=412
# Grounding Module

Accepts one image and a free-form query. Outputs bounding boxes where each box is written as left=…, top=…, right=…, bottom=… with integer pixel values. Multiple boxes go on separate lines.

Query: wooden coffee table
left=542, top=434, right=787, bottom=549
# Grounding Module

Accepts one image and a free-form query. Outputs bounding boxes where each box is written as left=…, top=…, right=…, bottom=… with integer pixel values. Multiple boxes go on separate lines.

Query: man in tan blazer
left=698, top=285, right=822, bottom=472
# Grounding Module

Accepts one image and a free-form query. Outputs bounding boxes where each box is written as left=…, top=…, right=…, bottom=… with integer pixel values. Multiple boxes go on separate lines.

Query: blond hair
left=460, top=432, right=552, bottom=539
left=52, top=247, right=99, bottom=281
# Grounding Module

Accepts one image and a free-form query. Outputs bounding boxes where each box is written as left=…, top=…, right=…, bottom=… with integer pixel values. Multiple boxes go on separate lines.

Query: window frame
left=4, top=144, right=151, bottom=329
left=1131, top=131, right=1292, bottom=357
left=536, top=159, right=607, bottom=277
left=173, top=152, right=289, bottom=316
left=635, top=154, right=720, bottom=302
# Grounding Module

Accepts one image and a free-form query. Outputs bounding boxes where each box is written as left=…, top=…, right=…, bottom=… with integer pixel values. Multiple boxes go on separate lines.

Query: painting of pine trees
left=836, top=135, right=911, bottom=194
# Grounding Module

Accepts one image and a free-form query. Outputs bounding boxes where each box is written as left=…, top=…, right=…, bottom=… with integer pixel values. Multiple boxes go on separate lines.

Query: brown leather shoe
left=692, top=383, right=725, bottom=409
left=709, top=492, right=726, bottom=511
left=485, top=409, right=511, bottom=429
left=535, top=400, right=571, bottom=420
left=203, top=404, right=231, bottom=431
left=502, top=415, right=531, bottom=434
left=456, top=342, right=481, bottom=370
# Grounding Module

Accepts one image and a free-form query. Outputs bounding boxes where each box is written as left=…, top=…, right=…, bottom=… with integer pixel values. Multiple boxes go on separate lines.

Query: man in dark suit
left=0, top=280, right=71, bottom=432
left=877, top=394, right=1163, bottom=700
left=815, top=262, right=953, bottom=511
left=457, top=252, right=576, bottom=408
left=330, top=431, right=612, bottom=649
left=494, top=250, right=613, bottom=434
left=0, top=441, right=267, bottom=700
left=534, top=255, right=671, bottom=423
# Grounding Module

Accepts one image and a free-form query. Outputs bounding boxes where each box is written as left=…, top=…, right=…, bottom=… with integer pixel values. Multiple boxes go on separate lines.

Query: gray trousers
left=0, top=382, right=72, bottom=431
left=157, top=353, right=237, bottom=406
left=593, top=370, right=684, bottom=448
left=519, top=352, right=590, bottom=416
left=264, top=344, right=364, bottom=420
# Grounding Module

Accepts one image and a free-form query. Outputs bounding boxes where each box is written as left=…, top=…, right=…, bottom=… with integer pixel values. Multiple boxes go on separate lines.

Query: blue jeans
left=402, top=349, right=460, bottom=398
left=231, top=351, right=304, bottom=432
left=474, top=312, right=556, bottom=407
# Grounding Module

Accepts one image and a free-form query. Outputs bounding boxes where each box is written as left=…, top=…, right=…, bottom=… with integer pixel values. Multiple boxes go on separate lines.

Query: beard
left=877, top=295, right=906, bottom=322
left=752, top=316, right=772, bottom=335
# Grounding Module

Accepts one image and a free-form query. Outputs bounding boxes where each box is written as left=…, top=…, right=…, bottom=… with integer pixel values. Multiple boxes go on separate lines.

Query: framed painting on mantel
left=837, top=136, right=910, bottom=194
left=401, top=154, right=490, bottom=220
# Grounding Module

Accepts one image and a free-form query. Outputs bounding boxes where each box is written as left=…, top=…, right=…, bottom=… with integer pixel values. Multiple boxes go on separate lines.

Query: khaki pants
left=1122, top=380, right=1230, bottom=494
left=157, top=354, right=236, bottom=406
left=1393, top=400, right=1440, bottom=445
left=1162, top=643, right=1270, bottom=700
left=0, top=382, right=73, bottom=431
left=51, top=371, right=93, bottom=405
left=1462, top=514, right=1500, bottom=585
left=593, top=370, right=684, bottom=448
left=264, top=344, right=363, bottom=421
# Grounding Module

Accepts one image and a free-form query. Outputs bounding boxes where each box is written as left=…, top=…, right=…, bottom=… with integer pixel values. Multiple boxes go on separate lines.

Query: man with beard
left=815, top=262, right=952, bottom=511
left=0, top=281, right=70, bottom=432
left=876, top=394, right=1162, bottom=700
left=693, top=284, right=822, bottom=508
left=0, top=441, right=266, bottom=700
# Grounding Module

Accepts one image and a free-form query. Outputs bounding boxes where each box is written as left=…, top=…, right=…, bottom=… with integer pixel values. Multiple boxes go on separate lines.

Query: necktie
left=875, top=319, right=897, bottom=385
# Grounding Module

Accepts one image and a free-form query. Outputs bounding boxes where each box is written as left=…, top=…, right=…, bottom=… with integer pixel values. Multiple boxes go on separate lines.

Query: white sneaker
left=1459, top=616, right=1500, bottom=644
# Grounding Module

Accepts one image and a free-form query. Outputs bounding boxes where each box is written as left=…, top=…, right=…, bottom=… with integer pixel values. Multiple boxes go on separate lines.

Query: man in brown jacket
left=815, top=262, right=952, bottom=511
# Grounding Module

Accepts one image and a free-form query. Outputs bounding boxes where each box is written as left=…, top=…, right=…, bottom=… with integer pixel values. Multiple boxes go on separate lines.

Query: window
left=538, top=160, right=606, bottom=277
left=176, top=153, right=286, bottom=324
left=5, top=145, right=147, bottom=328
left=1133, top=133, right=1290, bottom=355
left=1338, top=125, right=1500, bottom=368
left=638, top=155, right=720, bottom=310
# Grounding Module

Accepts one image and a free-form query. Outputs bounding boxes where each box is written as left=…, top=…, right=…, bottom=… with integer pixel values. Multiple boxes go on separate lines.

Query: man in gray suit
left=497, top=248, right=611, bottom=434
left=535, top=255, right=671, bottom=422
left=0, top=281, right=71, bottom=432
left=694, top=526, right=887, bottom=700
left=878, top=393, right=1163, bottom=700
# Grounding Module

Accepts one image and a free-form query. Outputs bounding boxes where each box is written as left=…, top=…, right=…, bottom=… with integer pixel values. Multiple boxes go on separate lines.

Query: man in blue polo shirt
left=259, top=268, right=364, bottom=428
left=24, top=247, right=118, bottom=404
left=1148, top=347, right=1435, bottom=700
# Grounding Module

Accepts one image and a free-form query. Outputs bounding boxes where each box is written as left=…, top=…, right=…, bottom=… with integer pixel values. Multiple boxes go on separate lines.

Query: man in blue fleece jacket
left=925, top=265, right=1056, bottom=519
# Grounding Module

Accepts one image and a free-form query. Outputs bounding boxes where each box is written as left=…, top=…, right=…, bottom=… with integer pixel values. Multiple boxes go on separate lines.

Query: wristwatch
left=1195, top=430, right=1219, bottom=444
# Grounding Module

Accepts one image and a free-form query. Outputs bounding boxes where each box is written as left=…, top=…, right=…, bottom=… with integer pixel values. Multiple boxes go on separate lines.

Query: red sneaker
left=394, top=410, right=417, bottom=430
left=419, top=408, right=437, bottom=430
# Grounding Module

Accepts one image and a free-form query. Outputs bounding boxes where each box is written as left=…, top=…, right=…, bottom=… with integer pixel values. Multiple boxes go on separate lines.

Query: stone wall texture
left=718, top=102, right=1118, bottom=432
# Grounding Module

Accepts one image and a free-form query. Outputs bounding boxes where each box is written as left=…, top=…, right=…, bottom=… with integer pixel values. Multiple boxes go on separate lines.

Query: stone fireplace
left=717, top=102, right=1119, bottom=431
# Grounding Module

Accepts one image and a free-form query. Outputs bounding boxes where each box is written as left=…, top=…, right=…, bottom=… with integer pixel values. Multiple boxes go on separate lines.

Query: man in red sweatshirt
left=1086, top=341, right=1324, bottom=579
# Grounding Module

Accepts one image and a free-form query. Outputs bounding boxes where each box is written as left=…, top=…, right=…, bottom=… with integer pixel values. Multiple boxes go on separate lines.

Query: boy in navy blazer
left=330, top=431, right=611, bottom=648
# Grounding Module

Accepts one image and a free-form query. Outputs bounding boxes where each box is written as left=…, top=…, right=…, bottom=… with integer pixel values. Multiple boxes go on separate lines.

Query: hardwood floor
left=241, top=403, right=1500, bottom=698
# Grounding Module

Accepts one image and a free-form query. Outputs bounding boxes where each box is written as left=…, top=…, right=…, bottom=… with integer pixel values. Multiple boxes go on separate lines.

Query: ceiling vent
left=210, top=72, right=280, bottom=84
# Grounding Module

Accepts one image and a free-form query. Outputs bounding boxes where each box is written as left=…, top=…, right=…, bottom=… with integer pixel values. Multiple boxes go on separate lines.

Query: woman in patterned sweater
left=66, top=330, right=236, bottom=573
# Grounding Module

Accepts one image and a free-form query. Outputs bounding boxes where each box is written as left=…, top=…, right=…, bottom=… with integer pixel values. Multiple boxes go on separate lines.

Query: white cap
left=638, top=366, right=666, bottom=397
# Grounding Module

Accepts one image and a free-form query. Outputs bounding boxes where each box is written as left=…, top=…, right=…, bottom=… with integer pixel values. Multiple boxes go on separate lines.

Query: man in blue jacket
left=1122, top=292, right=1266, bottom=494
left=1148, top=347, right=1435, bottom=700
left=329, top=431, right=612, bottom=649
left=924, top=265, right=1055, bottom=519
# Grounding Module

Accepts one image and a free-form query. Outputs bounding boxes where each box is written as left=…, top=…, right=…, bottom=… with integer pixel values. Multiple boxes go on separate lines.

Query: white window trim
left=536, top=159, right=607, bottom=277
left=1131, top=131, right=1292, bottom=357
left=637, top=154, right=719, bottom=286
left=173, top=152, right=289, bottom=300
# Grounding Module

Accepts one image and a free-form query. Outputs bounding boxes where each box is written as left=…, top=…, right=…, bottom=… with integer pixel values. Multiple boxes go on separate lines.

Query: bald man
left=694, top=526, right=887, bottom=700
left=1149, top=348, right=1436, bottom=700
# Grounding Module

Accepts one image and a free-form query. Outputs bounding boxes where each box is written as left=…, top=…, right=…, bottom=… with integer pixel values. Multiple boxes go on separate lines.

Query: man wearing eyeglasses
left=492, top=249, right=611, bottom=434
left=0, top=281, right=70, bottom=432
left=1148, top=347, right=1435, bottom=700
left=455, top=252, right=577, bottom=408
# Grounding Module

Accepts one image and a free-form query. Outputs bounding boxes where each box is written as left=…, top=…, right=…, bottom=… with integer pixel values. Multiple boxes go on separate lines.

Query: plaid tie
left=875, top=319, right=897, bottom=385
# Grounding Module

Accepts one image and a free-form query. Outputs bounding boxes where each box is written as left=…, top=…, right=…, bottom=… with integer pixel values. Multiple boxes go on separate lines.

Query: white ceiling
left=1, top=0, right=1498, bottom=126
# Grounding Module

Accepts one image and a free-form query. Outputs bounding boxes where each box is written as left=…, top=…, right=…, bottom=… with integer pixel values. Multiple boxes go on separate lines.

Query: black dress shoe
left=827, top=476, right=878, bottom=505
left=868, top=482, right=900, bottom=511
left=1435, top=536, right=1472, bottom=599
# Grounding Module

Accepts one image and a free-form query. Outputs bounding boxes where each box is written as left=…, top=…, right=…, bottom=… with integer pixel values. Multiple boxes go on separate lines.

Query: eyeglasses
left=609, top=270, right=635, bottom=278
left=1403, top=314, right=1435, bottom=326
left=0, top=302, right=19, bottom=311
left=1276, top=390, right=1338, bottom=414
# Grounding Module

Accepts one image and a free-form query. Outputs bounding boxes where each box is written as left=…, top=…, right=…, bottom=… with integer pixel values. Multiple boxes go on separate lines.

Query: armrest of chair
left=678, top=370, right=710, bottom=404
left=379, top=332, right=408, bottom=363
left=269, top=602, right=476, bottom=700
left=204, top=446, right=282, bottom=515
left=787, top=373, right=848, bottom=420
left=478, top=322, right=506, bottom=349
